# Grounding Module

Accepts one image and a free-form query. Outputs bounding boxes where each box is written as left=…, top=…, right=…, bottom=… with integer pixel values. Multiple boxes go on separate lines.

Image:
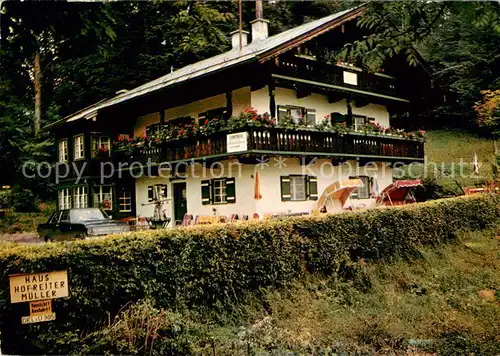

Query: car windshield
left=70, top=209, right=108, bottom=222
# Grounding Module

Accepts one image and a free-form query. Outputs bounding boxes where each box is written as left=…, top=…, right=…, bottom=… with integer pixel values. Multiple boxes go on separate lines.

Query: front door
left=173, top=182, right=187, bottom=225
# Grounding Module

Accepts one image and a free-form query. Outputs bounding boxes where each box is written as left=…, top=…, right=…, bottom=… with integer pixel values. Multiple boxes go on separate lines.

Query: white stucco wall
left=134, top=158, right=393, bottom=220
left=133, top=87, right=252, bottom=137
left=251, top=86, right=390, bottom=127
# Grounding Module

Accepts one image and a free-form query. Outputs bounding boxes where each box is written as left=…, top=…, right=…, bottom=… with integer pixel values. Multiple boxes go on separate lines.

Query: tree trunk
left=34, top=51, right=41, bottom=136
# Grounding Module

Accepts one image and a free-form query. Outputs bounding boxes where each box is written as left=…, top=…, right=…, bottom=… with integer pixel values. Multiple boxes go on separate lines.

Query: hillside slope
left=403, top=129, right=497, bottom=193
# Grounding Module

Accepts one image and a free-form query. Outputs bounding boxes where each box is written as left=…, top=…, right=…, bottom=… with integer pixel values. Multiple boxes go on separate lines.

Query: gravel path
left=0, top=232, right=42, bottom=244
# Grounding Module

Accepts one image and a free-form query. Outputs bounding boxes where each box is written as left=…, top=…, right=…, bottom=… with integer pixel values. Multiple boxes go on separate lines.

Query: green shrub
left=10, top=188, right=39, bottom=213
left=0, top=194, right=498, bottom=354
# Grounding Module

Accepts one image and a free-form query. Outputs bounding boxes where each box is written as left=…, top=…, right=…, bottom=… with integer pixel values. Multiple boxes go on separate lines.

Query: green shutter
left=201, top=180, right=211, bottom=205
left=277, top=105, right=288, bottom=123
left=307, top=176, right=318, bottom=200
left=280, top=176, right=291, bottom=201
left=147, top=186, right=154, bottom=202
left=331, top=112, right=346, bottom=123
left=225, top=178, right=236, bottom=203
left=306, top=109, right=316, bottom=125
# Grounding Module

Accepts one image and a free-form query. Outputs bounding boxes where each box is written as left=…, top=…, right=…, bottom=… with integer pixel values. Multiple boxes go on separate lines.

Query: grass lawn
left=400, top=129, right=498, bottom=193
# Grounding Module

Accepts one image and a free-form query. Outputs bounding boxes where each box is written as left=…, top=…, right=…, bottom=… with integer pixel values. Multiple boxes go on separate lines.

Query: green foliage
left=79, top=299, right=202, bottom=355
left=474, top=90, right=500, bottom=137
left=0, top=195, right=498, bottom=354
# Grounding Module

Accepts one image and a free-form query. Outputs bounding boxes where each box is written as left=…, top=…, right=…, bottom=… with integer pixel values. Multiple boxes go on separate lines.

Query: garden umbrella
left=254, top=172, right=262, bottom=217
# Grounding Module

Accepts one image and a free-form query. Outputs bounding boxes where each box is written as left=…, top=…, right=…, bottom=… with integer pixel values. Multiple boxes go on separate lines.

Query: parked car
left=37, top=208, right=130, bottom=242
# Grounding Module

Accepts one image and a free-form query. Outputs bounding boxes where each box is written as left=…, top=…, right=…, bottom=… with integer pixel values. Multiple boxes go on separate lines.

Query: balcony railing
left=122, top=128, right=424, bottom=164
left=273, top=57, right=399, bottom=97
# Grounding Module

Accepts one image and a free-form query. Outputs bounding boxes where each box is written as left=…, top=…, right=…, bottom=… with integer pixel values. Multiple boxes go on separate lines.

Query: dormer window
left=73, top=134, right=85, bottom=160
left=58, top=139, right=68, bottom=162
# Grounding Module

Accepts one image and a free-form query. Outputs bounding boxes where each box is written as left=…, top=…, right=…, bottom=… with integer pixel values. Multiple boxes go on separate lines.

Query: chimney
left=230, top=30, right=249, bottom=50
left=251, top=0, right=269, bottom=42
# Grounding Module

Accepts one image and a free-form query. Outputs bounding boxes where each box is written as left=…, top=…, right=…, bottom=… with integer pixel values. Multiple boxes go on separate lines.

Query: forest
left=0, top=0, right=499, bottom=204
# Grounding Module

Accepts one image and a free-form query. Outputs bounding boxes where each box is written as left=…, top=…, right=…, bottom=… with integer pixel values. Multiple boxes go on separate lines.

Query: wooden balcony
left=125, top=128, right=424, bottom=164
left=273, top=57, right=402, bottom=99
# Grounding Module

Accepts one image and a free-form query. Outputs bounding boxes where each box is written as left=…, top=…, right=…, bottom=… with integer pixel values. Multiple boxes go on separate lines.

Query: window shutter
left=307, top=176, right=318, bottom=200
left=162, top=184, right=168, bottom=198
left=277, top=105, right=287, bottom=123
left=147, top=186, right=154, bottom=202
left=306, top=109, right=316, bottom=125
left=225, top=178, right=236, bottom=203
left=201, top=180, right=211, bottom=205
left=331, top=112, right=346, bottom=123
left=280, top=176, right=291, bottom=201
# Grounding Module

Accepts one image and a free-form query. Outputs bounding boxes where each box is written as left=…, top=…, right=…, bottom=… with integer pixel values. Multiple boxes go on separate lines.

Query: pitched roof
left=61, top=5, right=365, bottom=124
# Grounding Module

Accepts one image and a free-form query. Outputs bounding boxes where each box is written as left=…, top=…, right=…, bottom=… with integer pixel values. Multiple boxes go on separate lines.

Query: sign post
left=9, top=270, right=69, bottom=324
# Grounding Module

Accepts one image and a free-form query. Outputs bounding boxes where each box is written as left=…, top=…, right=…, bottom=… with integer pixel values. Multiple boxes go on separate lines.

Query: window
left=74, top=134, right=85, bottom=159
left=198, top=107, right=227, bottom=124
left=58, top=188, right=72, bottom=210
left=119, top=191, right=132, bottom=212
left=350, top=176, right=371, bottom=199
left=280, top=175, right=318, bottom=201
left=146, top=124, right=162, bottom=137
left=277, top=105, right=315, bottom=125
left=93, top=185, right=113, bottom=210
left=73, top=186, right=88, bottom=209
left=201, top=178, right=235, bottom=205
left=353, top=115, right=367, bottom=132
left=60, top=210, right=70, bottom=222
left=58, top=139, right=68, bottom=162
left=290, top=176, right=306, bottom=201
left=147, top=184, right=167, bottom=202
left=49, top=211, right=62, bottom=223
left=212, top=179, right=227, bottom=204
left=91, top=135, right=110, bottom=158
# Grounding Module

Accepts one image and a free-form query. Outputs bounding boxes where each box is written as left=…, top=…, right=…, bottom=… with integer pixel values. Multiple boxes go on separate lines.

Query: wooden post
left=34, top=51, right=42, bottom=136
left=238, top=0, right=243, bottom=51
left=268, top=79, right=276, bottom=118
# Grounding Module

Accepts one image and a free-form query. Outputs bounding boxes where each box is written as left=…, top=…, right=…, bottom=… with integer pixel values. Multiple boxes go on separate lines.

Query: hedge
left=0, top=194, right=499, bottom=354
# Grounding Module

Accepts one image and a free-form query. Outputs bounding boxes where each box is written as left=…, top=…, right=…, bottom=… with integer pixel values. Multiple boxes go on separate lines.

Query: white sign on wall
left=343, top=70, right=358, bottom=86
left=227, top=132, right=248, bottom=153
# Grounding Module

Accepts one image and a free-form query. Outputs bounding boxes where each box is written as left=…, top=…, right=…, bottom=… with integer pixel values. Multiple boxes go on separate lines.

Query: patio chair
left=181, top=214, right=193, bottom=226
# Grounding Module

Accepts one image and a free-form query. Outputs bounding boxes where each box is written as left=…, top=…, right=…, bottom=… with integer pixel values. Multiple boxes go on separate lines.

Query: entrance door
left=173, top=182, right=187, bottom=225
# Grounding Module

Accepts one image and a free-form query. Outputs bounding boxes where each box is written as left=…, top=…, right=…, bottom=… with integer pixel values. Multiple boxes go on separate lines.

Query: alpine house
left=50, top=3, right=428, bottom=224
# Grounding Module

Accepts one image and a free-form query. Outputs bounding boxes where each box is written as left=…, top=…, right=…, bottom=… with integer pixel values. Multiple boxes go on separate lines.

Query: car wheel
left=44, top=235, right=52, bottom=243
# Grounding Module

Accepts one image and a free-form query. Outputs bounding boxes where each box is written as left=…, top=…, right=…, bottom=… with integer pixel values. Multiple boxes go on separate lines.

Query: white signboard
left=9, top=271, right=69, bottom=303
left=343, top=70, right=358, bottom=86
left=227, top=132, right=248, bottom=153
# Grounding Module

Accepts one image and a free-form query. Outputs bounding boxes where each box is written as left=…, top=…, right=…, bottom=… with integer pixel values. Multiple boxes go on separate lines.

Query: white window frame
left=212, top=179, right=227, bottom=204
left=119, top=191, right=132, bottom=212
left=290, top=176, right=307, bottom=201
left=93, top=185, right=113, bottom=210
left=350, top=176, right=371, bottom=199
left=73, top=186, right=88, bottom=209
left=353, top=116, right=367, bottom=132
left=58, top=139, right=68, bottom=162
left=91, top=134, right=111, bottom=158
left=58, top=188, right=72, bottom=210
left=74, top=134, right=85, bottom=160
